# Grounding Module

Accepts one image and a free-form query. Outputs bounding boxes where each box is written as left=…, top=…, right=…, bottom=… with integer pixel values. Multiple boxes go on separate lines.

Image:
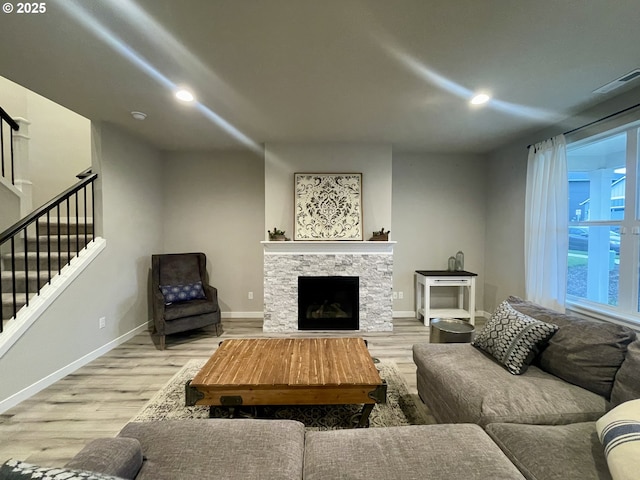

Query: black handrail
left=1, top=106, right=19, bottom=186
left=0, top=173, right=96, bottom=242
left=0, top=106, right=19, bottom=131
left=76, top=167, right=92, bottom=179
left=0, top=171, right=97, bottom=330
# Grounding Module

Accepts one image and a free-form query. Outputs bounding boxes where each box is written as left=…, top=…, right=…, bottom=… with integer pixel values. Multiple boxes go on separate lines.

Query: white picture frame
left=294, top=173, right=363, bottom=241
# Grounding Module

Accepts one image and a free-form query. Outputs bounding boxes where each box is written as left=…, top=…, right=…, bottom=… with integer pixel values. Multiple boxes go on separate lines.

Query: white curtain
left=525, top=135, right=568, bottom=312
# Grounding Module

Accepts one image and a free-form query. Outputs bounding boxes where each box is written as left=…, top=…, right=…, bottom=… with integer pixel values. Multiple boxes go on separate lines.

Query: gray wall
left=0, top=76, right=90, bottom=210
left=0, top=182, right=20, bottom=232
left=161, top=150, right=265, bottom=314
left=264, top=143, right=393, bottom=239
left=0, top=122, right=164, bottom=404
left=483, top=85, right=640, bottom=313
left=392, top=153, right=487, bottom=314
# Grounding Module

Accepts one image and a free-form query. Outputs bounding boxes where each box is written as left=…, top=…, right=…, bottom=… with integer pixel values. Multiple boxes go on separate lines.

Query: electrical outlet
left=393, top=291, right=398, bottom=299
left=99, top=317, right=106, bottom=329
left=248, top=291, right=254, bottom=300
left=398, top=291, right=404, bottom=299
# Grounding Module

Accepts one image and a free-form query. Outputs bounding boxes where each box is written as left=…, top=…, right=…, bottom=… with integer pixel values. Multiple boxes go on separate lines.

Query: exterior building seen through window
left=567, top=122, right=640, bottom=323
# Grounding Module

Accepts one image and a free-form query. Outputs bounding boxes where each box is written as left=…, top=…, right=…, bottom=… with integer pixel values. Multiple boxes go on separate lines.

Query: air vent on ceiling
left=593, top=69, right=640, bottom=94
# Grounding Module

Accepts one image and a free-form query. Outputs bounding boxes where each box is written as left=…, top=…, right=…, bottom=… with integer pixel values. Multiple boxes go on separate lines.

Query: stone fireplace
left=262, top=241, right=394, bottom=332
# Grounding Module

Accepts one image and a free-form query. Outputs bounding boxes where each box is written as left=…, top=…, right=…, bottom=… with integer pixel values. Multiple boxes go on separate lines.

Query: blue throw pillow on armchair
left=160, top=281, right=206, bottom=304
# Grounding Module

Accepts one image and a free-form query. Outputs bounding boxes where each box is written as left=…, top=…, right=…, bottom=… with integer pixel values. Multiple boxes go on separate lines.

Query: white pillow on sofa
left=596, top=399, right=640, bottom=480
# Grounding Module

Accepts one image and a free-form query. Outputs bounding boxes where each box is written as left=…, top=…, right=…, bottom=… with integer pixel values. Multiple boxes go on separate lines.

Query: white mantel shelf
left=261, top=240, right=396, bottom=254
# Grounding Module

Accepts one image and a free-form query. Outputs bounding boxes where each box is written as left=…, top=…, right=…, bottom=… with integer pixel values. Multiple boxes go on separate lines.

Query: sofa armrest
left=65, top=437, right=143, bottom=480
left=152, top=288, right=167, bottom=333
left=204, top=284, right=219, bottom=304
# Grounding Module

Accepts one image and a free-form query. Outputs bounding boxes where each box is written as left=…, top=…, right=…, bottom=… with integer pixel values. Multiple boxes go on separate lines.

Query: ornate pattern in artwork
left=294, top=173, right=363, bottom=240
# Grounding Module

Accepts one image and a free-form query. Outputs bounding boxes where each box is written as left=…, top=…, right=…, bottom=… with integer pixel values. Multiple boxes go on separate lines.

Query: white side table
left=415, top=270, right=477, bottom=326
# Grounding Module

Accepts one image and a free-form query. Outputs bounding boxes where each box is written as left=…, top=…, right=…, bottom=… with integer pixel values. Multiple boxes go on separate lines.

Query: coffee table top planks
left=187, top=337, right=384, bottom=407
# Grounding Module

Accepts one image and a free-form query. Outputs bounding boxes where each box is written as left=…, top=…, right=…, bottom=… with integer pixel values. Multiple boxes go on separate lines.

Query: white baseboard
left=221, top=311, right=264, bottom=319
left=0, top=322, right=147, bottom=415
left=393, top=310, right=416, bottom=318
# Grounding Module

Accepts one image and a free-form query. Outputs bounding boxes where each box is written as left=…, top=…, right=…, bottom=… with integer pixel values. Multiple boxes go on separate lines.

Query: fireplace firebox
left=298, top=276, right=359, bottom=330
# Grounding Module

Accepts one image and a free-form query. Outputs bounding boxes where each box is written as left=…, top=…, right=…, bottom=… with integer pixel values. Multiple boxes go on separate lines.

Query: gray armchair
left=151, top=252, right=222, bottom=349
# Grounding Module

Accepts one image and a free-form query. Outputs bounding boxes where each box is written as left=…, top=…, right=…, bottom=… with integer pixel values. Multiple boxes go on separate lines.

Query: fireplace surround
left=262, top=241, right=394, bottom=332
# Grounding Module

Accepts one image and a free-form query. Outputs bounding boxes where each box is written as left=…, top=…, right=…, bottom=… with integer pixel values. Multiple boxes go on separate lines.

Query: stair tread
left=1, top=270, right=56, bottom=278
left=1, top=292, right=31, bottom=301
left=3, top=251, right=73, bottom=258
left=37, top=217, right=93, bottom=223
left=27, top=233, right=89, bottom=239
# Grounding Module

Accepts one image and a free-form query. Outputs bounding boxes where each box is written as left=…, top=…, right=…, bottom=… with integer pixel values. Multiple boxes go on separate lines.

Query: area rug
left=132, top=359, right=432, bottom=430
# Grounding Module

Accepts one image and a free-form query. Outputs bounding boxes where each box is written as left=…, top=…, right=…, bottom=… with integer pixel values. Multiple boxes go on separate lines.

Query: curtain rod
left=527, top=101, right=640, bottom=149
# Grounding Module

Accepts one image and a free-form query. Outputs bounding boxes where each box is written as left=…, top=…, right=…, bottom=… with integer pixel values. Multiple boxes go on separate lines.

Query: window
left=567, top=123, right=640, bottom=323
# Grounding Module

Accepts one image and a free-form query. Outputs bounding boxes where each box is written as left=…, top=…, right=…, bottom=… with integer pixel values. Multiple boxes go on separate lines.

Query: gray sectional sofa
left=414, top=296, right=639, bottom=426
left=3, top=297, right=638, bottom=480
left=53, top=419, right=525, bottom=480
left=414, top=295, right=640, bottom=480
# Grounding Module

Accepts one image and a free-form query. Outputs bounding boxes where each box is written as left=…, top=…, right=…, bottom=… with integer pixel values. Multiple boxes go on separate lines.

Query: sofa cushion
left=118, top=419, right=304, bottom=480
left=472, top=300, right=558, bottom=375
left=610, top=339, right=640, bottom=406
left=0, top=459, right=126, bottom=480
left=304, top=424, right=526, bottom=480
left=486, top=422, right=611, bottom=480
left=159, top=281, right=206, bottom=304
left=508, top=296, right=636, bottom=399
left=413, top=343, right=607, bottom=426
left=158, top=254, right=201, bottom=286
left=65, top=438, right=143, bottom=479
left=596, top=399, right=640, bottom=480
left=164, top=298, right=217, bottom=321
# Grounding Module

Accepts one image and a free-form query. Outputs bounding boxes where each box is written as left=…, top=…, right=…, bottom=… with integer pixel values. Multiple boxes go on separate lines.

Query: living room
left=1, top=1, right=640, bottom=477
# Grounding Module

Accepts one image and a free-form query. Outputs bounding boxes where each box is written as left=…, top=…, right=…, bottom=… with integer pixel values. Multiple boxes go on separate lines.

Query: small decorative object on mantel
left=370, top=227, right=390, bottom=241
left=268, top=227, right=288, bottom=241
left=455, top=250, right=465, bottom=270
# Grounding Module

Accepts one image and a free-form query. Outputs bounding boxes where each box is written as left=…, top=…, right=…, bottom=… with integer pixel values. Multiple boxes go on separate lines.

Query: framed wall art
left=294, top=173, right=363, bottom=241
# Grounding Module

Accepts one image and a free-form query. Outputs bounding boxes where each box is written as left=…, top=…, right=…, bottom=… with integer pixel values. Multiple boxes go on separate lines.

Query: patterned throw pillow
left=596, top=399, right=640, bottom=480
left=159, top=281, right=206, bottom=304
left=0, top=459, right=126, bottom=479
left=472, top=300, right=559, bottom=375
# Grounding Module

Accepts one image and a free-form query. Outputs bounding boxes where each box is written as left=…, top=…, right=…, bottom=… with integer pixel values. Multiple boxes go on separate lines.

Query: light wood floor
left=0, top=316, right=479, bottom=467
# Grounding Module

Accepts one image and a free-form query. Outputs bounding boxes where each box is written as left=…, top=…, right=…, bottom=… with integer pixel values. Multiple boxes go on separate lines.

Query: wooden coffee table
left=185, top=337, right=386, bottom=427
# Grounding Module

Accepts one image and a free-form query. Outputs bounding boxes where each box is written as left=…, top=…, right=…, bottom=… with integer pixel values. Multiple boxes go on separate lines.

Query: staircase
left=0, top=105, right=98, bottom=331
left=1, top=218, right=94, bottom=321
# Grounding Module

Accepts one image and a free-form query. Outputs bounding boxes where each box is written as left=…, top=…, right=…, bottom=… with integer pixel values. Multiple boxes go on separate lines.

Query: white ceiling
left=1, top=0, right=640, bottom=154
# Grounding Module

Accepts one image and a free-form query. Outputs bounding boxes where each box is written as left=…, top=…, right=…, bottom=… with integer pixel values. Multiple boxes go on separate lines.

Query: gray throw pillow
left=472, top=300, right=558, bottom=375
left=611, top=339, right=640, bottom=406
left=508, top=296, right=636, bottom=399
left=65, top=437, right=143, bottom=480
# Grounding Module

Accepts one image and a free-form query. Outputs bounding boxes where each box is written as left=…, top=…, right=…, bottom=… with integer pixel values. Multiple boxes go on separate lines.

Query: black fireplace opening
left=298, top=276, right=359, bottom=330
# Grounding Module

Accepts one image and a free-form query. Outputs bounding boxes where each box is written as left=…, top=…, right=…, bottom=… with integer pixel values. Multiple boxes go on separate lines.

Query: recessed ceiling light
left=131, top=111, right=147, bottom=121
left=470, top=93, right=491, bottom=105
left=175, top=89, right=195, bottom=102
